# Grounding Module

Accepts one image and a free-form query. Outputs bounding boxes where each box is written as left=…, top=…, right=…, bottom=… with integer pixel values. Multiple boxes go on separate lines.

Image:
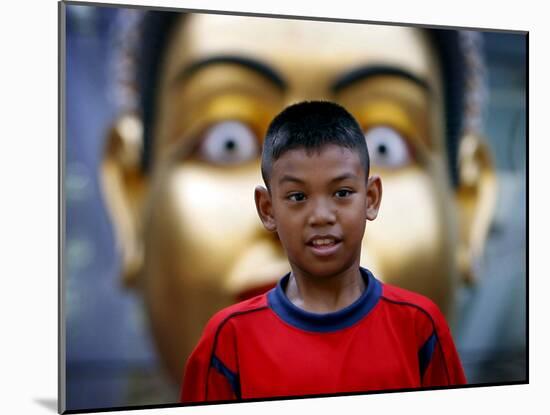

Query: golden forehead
left=165, top=13, right=439, bottom=86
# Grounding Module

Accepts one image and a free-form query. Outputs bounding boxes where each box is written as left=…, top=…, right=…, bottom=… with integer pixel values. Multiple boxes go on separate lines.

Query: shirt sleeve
left=418, top=310, right=467, bottom=387
left=180, top=317, right=240, bottom=402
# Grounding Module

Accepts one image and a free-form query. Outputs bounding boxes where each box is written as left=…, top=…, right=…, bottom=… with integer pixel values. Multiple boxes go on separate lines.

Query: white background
left=0, top=0, right=544, bottom=414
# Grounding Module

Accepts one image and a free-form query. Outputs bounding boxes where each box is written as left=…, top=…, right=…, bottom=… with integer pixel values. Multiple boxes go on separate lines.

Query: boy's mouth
left=306, top=235, right=342, bottom=256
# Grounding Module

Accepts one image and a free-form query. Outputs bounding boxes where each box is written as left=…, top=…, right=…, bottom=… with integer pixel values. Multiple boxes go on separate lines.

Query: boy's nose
left=307, top=200, right=336, bottom=226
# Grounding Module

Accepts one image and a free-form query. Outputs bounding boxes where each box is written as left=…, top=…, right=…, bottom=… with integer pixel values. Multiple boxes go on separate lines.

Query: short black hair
left=129, top=12, right=469, bottom=186
left=260, top=101, right=369, bottom=188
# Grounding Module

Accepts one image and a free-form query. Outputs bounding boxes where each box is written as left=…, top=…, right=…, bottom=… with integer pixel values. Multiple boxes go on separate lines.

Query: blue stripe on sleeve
left=418, top=331, right=437, bottom=379
left=211, top=354, right=241, bottom=399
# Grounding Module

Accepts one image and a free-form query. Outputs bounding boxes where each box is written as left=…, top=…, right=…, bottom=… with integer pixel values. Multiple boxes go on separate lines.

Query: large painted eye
left=364, top=126, right=411, bottom=169
left=198, top=120, right=259, bottom=165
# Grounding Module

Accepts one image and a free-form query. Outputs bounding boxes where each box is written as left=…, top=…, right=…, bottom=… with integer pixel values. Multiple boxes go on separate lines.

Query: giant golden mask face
left=102, top=14, right=496, bottom=382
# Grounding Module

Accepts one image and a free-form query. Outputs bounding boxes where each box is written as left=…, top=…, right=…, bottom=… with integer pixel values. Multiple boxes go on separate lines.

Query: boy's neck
left=285, top=263, right=365, bottom=313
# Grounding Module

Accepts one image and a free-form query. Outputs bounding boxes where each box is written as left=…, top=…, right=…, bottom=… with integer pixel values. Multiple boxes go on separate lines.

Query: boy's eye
left=335, top=189, right=353, bottom=198
left=197, top=120, right=259, bottom=165
left=288, top=193, right=306, bottom=202
left=364, top=126, right=412, bottom=169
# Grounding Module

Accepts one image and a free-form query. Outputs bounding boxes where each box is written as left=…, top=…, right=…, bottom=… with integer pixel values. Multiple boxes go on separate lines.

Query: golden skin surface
left=102, top=13, right=496, bottom=382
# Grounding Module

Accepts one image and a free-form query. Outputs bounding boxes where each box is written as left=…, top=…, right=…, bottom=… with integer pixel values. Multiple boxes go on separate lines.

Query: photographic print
left=59, top=1, right=527, bottom=412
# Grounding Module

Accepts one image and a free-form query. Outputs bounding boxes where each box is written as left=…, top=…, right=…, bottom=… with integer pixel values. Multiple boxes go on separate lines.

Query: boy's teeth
left=312, top=238, right=335, bottom=246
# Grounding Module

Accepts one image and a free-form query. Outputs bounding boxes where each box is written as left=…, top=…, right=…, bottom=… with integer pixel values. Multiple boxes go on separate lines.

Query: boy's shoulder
left=379, top=281, right=447, bottom=327
left=201, top=293, right=270, bottom=338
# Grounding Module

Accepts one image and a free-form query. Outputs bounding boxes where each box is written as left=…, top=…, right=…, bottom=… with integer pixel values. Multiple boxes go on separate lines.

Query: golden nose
left=224, top=239, right=290, bottom=298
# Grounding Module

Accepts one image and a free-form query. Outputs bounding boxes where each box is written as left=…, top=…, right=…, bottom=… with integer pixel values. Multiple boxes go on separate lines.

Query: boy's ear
left=454, top=133, right=498, bottom=284
left=254, top=185, right=277, bottom=232
left=365, top=175, right=383, bottom=221
left=100, top=113, right=148, bottom=289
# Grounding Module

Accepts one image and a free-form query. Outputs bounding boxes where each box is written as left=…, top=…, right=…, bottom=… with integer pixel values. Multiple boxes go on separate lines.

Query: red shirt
left=181, top=268, right=466, bottom=402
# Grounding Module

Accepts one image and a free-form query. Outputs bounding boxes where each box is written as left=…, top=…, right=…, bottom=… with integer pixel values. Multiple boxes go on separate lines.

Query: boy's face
left=256, top=145, right=380, bottom=280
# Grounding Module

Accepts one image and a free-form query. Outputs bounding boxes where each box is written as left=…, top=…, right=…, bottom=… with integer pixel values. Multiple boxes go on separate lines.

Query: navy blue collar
left=267, top=267, right=382, bottom=333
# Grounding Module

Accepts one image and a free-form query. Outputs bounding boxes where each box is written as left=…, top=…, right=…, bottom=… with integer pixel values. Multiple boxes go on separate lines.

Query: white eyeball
left=199, top=120, right=259, bottom=165
left=364, top=126, right=411, bottom=169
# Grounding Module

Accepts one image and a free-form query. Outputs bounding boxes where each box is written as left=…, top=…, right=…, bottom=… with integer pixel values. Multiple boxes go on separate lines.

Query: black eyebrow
left=331, top=65, right=430, bottom=94
left=331, top=173, right=358, bottom=183
left=278, top=173, right=357, bottom=186
left=174, top=55, right=287, bottom=91
left=278, top=175, right=305, bottom=186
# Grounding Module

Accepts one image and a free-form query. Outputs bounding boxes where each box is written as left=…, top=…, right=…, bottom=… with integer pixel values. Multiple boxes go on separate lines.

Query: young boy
left=180, top=101, right=466, bottom=402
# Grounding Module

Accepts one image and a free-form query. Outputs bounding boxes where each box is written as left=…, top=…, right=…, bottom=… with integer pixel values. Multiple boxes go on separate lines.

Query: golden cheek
left=147, top=161, right=288, bottom=294
left=361, top=167, right=456, bottom=309
left=162, top=162, right=262, bottom=272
